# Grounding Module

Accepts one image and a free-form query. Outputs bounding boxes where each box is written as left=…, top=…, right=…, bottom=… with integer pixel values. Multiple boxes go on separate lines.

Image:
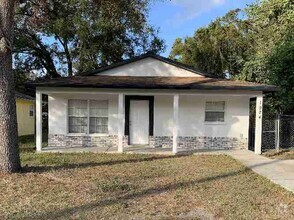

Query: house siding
left=16, top=99, right=35, bottom=136
left=97, top=57, right=204, bottom=77
left=48, top=92, right=251, bottom=150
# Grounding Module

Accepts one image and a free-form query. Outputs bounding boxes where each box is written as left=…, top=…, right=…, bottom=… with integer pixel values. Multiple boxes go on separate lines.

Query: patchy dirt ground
left=0, top=153, right=293, bottom=219
left=264, top=149, right=294, bottom=160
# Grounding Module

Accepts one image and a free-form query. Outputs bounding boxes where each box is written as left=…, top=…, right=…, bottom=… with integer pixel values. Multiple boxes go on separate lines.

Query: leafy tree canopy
left=14, top=0, right=165, bottom=77
left=170, top=9, right=250, bottom=78
left=170, top=0, right=294, bottom=113
left=267, top=33, right=294, bottom=114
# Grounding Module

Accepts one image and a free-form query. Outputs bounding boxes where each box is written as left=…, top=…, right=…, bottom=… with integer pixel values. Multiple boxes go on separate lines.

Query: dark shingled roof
left=15, top=92, right=35, bottom=101
left=26, top=75, right=279, bottom=92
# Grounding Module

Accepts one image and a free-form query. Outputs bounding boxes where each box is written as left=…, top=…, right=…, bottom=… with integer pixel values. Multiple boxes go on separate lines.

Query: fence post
left=275, top=114, right=280, bottom=152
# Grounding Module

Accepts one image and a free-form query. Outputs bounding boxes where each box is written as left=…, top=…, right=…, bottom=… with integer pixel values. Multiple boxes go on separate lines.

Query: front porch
left=41, top=145, right=189, bottom=155
left=36, top=88, right=264, bottom=154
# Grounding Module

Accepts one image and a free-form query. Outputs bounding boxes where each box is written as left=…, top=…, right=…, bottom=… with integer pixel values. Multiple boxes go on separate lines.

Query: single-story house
left=27, top=53, right=278, bottom=154
left=15, top=92, right=35, bottom=136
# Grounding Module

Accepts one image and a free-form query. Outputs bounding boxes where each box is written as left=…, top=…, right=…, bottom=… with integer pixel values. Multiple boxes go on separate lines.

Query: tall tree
left=239, top=0, right=294, bottom=83
left=0, top=0, right=21, bottom=172
left=267, top=33, right=294, bottom=114
left=170, top=0, right=294, bottom=113
left=170, top=9, right=249, bottom=78
left=14, top=0, right=165, bottom=77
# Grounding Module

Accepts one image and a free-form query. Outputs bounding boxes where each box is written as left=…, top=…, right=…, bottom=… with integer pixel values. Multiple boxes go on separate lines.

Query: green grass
left=0, top=151, right=293, bottom=219
left=18, top=134, right=48, bottom=153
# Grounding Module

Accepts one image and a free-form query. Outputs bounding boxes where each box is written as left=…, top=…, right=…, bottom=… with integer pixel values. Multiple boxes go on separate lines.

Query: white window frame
left=29, top=104, right=34, bottom=117
left=89, top=100, right=109, bottom=135
left=204, top=101, right=226, bottom=124
left=67, top=99, right=109, bottom=136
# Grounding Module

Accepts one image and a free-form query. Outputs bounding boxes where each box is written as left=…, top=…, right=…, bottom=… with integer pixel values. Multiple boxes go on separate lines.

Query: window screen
left=89, top=100, right=108, bottom=134
left=205, top=101, right=225, bottom=122
left=29, top=105, right=34, bottom=117
left=68, top=100, right=88, bottom=133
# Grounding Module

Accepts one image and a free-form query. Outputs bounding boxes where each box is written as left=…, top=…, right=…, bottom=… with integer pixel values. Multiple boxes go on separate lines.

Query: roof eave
left=27, top=83, right=279, bottom=93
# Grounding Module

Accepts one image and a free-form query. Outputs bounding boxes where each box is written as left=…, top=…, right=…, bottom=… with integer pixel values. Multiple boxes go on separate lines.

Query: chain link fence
left=279, top=115, right=294, bottom=149
left=249, top=98, right=294, bottom=152
left=262, top=118, right=276, bottom=150
left=262, top=114, right=294, bottom=151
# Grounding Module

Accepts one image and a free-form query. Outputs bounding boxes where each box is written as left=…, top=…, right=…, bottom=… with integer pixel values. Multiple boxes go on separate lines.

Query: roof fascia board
left=38, top=87, right=262, bottom=97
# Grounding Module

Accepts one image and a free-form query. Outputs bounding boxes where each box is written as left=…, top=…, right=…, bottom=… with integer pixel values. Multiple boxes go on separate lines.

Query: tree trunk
left=0, top=0, right=21, bottom=173
left=29, top=32, right=60, bottom=78
left=57, top=37, right=73, bottom=76
left=65, top=42, right=73, bottom=76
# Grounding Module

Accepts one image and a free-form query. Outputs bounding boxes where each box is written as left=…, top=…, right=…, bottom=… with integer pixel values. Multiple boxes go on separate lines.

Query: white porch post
left=255, top=95, right=263, bottom=154
left=173, top=94, right=179, bottom=154
left=36, top=91, right=42, bottom=152
left=118, top=94, right=124, bottom=153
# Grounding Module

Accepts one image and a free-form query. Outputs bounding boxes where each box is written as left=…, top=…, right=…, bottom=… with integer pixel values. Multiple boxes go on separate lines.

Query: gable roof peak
left=80, top=52, right=217, bottom=78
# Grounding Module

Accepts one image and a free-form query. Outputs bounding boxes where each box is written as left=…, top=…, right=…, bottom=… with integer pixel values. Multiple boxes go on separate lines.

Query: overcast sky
left=149, top=0, right=256, bottom=56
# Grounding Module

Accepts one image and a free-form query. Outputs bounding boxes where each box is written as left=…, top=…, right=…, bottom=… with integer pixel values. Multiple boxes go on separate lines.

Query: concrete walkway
left=225, top=150, right=294, bottom=193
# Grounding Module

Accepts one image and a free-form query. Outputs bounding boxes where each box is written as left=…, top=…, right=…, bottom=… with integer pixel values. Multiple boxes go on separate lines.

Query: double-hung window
left=68, top=100, right=88, bottom=133
left=205, top=101, right=225, bottom=122
left=68, top=99, right=108, bottom=134
left=29, top=105, right=34, bottom=117
left=89, top=100, right=108, bottom=134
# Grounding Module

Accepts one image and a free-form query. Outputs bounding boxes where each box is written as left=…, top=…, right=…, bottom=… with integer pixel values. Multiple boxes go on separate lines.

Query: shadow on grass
left=21, top=167, right=251, bottom=219
left=22, top=152, right=283, bottom=174
left=22, top=154, right=190, bottom=173
left=20, top=147, right=36, bottom=153
left=18, top=133, right=48, bottom=153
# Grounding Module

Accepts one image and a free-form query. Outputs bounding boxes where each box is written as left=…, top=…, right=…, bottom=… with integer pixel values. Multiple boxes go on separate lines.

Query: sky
left=149, top=0, right=256, bottom=57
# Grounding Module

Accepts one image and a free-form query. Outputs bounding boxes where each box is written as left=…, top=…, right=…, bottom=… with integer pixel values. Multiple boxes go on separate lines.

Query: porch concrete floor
left=41, top=146, right=175, bottom=155
left=41, top=146, right=204, bottom=155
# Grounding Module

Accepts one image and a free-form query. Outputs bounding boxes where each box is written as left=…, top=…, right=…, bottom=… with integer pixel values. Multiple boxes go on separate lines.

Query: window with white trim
left=89, top=100, right=108, bottom=134
left=205, top=101, right=225, bottom=122
left=29, top=105, right=34, bottom=117
left=68, top=100, right=88, bottom=133
left=68, top=99, right=109, bottom=134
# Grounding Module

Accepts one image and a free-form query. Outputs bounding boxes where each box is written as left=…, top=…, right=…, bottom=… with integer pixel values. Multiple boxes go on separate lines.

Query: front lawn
left=0, top=153, right=293, bottom=219
left=18, top=133, right=48, bottom=153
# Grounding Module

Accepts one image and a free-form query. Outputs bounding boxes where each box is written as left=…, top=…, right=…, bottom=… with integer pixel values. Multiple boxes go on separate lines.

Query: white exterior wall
left=154, top=96, right=174, bottom=136
left=97, top=57, right=203, bottom=77
left=48, top=94, right=119, bottom=135
left=154, top=95, right=250, bottom=139
left=49, top=92, right=250, bottom=140
left=178, top=96, right=250, bottom=139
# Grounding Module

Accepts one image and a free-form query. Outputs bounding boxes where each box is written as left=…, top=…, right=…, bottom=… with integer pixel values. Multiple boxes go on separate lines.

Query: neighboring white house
left=28, top=53, right=278, bottom=154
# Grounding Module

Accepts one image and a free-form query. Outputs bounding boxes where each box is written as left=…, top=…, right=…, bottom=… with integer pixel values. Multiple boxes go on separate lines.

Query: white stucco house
left=28, top=53, right=278, bottom=154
